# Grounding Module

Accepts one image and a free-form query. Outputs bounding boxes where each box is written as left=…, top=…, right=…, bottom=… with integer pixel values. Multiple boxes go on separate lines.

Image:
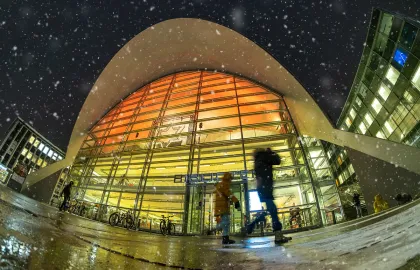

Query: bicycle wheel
left=80, top=206, right=87, bottom=217
left=169, top=223, right=176, bottom=235
left=160, top=220, right=167, bottom=235
left=125, top=215, right=134, bottom=230
left=109, top=213, right=120, bottom=226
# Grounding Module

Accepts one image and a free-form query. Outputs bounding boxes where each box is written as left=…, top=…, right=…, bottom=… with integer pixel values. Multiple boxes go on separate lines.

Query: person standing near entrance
left=214, top=172, right=241, bottom=244
left=246, top=148, right=290, bottom=244
left=59, top=181, right=74, bottom=211
left=353, top=193, right=362, bottom=218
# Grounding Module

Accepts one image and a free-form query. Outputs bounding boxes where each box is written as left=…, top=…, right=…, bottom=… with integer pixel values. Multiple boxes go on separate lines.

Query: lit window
left=364, top=113, right=374, bottom=126
left=29, top=136, right=35, bottom=144
left=384, top=120, right=395, bottom=134
left=42, top=146, right=50, bottom=155
left=376, top=130, right=386, bottom=139
left=412, top=64, right=420, bottom=90
left=34, top=140, right=40, bottom=148
left=47, top=150, right=54, bottom=158
left=348, top=164, right=355, bottom=174
left=58, top=156, right=63, bottom=160
left=38, top=143, right=45, bottom=151
left=355, top=97, right=362, bottom=107
left=21, top=148, right=28, bottom=157
left=378, top=83, right=391, bottom=101
left=27, top=152, right=33, bottom=160
left=345, top=117, right=352, bottom=127
left=385, top=66, right=399, bottom=85
left=404, top=91, right=414, bottom=103
left=371, top=98, right=383, bottom=114
left=37, top=158, right=43, bottom=166
left=337, top=156, right=343, bottom=165
left=350, top=108, right=357, bottom=119
left=359, top=122, right=367, bottom=134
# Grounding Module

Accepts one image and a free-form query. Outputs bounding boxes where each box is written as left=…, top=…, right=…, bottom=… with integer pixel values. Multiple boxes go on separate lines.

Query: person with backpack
left=214, top=172, right=241, bottom=244
left=353, top=193, right=362, bottom=218
left=59, top=181, right=74, bottom=211
left=246, top=148, right=291, bottom=244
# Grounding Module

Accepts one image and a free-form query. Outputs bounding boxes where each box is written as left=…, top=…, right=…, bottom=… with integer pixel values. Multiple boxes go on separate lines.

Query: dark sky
left=1, top=0, right=419, bottom=151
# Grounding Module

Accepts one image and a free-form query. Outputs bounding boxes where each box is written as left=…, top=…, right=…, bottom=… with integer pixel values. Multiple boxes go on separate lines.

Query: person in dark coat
left=395, top=193, right=413, bottom=205
left=246, top=148, right=290, bottom=244
left=353, top=193, right=362, bottom=218
left=59, top=181, right=74, bottom=211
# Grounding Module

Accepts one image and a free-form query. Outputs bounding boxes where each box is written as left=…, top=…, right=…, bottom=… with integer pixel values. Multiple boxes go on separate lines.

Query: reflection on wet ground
left=0, top=185, right=420, bottom=269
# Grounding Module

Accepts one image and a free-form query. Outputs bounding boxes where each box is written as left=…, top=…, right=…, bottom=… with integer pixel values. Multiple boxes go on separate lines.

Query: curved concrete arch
left=23, top=18, right=420, bottom=191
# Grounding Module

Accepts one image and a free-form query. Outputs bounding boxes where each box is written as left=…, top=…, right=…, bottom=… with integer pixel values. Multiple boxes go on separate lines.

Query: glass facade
left=58, top=71, right=341, bottom=234
left=338, top=9, right=420, bottom=148
left=323, top=142, right=366, bottom=219
left=0, top=118, right=64, bottom=183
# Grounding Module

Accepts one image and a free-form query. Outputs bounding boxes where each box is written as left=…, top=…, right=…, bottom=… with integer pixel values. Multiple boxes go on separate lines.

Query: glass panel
left=56, top=71, right=338, bottom=233
left=412, top=64, right=420, bottom=90
left=385, top=65, right=400, bottom=85
left=378, top=83, right=391, bottom=101
left=371, top=98, right=383, bottom=114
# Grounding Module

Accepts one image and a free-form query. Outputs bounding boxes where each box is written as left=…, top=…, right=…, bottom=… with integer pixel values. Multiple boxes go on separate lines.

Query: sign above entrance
left=174, top=170, right=251, bottom=184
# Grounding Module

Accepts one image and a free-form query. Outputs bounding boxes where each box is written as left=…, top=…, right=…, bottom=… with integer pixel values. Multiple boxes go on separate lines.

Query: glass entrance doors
left=187, top=182, right=245, bottom=235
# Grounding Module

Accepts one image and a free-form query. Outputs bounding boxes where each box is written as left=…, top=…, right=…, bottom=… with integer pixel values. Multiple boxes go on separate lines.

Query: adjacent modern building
left=338, top=8, right=420, bottom=146
left=0, top=117, right=64, bottom=190
left=331, top=8, right=420, bottom=213
left=20, top=13, right=420, bottom=235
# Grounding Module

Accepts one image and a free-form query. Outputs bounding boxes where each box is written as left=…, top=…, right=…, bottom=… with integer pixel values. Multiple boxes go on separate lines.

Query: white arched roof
left=23, top=18, right=420, bottom=190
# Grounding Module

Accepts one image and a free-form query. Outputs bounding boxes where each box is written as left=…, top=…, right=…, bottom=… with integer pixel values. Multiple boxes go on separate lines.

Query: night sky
left=1, top=0, right=419, bottom=151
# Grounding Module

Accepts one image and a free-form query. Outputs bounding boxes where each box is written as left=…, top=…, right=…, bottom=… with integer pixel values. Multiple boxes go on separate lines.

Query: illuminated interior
left=65, top=71, right=341, bottom=234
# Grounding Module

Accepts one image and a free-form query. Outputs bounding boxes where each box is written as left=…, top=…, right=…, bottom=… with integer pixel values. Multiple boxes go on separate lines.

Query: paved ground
left=0, top=185, right=420, bottom=269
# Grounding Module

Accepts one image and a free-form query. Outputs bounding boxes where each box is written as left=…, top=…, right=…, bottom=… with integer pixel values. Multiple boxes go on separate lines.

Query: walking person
left=353, top=193, right=362, bottom=218
left=59, top=181, right=74, bottom=211
left=246, top=148, right=291, bottom=244
left=214, top=172, right=241, bottom=244
left=373, top=194, right=389, bottom=213
left=395, top=193, right=413, bottom=205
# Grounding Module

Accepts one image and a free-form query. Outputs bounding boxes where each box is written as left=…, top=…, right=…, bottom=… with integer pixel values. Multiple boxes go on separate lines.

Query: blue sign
left=393, top=48, right=408, bottom=67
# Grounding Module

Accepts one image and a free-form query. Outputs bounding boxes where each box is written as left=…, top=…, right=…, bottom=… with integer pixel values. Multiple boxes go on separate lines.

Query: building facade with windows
left=0, top=117, right=64, bottom=189
left=51, top=71, right=342, bottom=234
left=330, top=8, right=420, bottom=213
left=338, top=8, right=420, bottom=147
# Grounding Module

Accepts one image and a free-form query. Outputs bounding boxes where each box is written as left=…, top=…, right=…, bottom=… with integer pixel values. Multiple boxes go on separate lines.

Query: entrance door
left=187, top=182, right=245, bottom=235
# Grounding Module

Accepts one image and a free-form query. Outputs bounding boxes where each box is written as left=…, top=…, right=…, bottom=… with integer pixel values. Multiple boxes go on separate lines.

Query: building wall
left=21, top=170, right=62, bottom=203
left=0, top=118, right=64, bottom=176
left=346, top=147, right=420, bottom=212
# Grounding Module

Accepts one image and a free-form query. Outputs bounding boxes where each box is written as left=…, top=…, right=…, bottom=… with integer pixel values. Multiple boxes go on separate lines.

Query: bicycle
left=68, top=200, right=87, bottom=217
left=160, top=215, right=176, bottom=235
left=109, top=210, right=134, bottom=229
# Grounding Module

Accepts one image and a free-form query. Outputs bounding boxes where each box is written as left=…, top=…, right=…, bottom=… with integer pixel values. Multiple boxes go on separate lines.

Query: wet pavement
left=0, top=185, right=420, bottom=269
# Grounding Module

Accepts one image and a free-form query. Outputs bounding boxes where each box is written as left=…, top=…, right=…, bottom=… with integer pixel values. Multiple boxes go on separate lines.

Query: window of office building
left=378, top=83, right=391, bottom=101
left=371, top=98, right=383, bottom=114
left=350, top=108, right=357, bottom=119
left=412, top=64, right=420, bottom=90
left=364, top=112, right=374, bottom=126
left=345, top=117, right=352, bottom=127
left=384, top=119, right=396, bottom=136
left=359, top=122, right=367, bottom=134
left=385, top=65, right=400, bottom=85
left=376, top=130, right=386, bottom=139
